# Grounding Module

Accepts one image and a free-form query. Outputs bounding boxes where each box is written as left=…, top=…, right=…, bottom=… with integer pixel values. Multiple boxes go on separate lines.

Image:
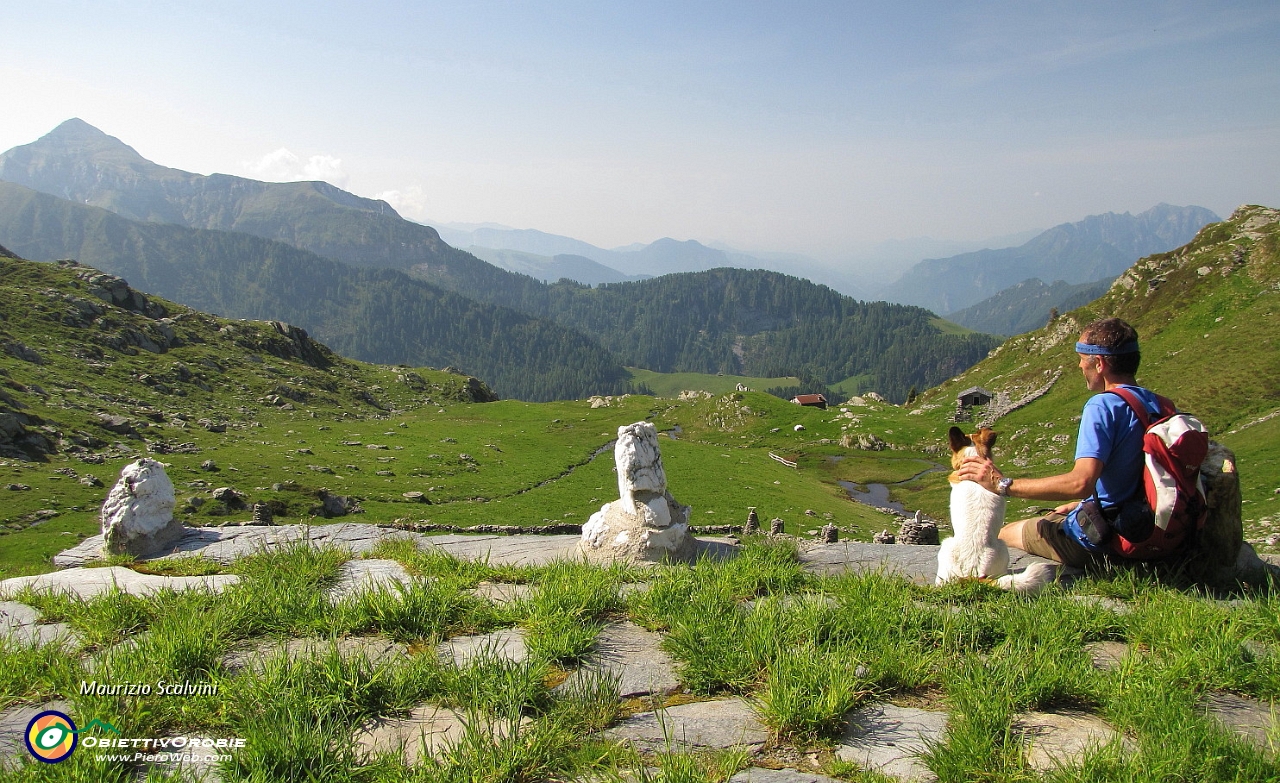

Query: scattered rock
left=100, top=458, right=185, bottom=558
left=559, top=621, right=680, bottom=698
left=1085, top=641, right=1130, bottom=671
left=96, top=413, right=139, bottom=436
left=0, top=601, right=77, bottom=648
left=354, top=705, right=524, bottom=764
left=1201, top=691, right=1278, bottom=753
left=471, top=582, right=533, bottom=605
left=312, top=490, right=363, bottom=518
left=728, top=769, right=844, bottom=783
left=608, top=698, right=768, bottom=752
left=437, top=628, right=528, bottom=666
left=0, top=566, right=239, bottom=600
left=836, top=703, right=948, bottom=782
left=212, top=486, right=243, bottom=505
left=402, top=491, right=429, bottom=503
left=3, top=341, right=44, bottom=364
left=223, top=635, right=407, bottom=674
left=200, top=459, right=219, bottom=472
left=1013, top=710, right=1132, bottom=772
left=328, top=559, right=415, bottom=603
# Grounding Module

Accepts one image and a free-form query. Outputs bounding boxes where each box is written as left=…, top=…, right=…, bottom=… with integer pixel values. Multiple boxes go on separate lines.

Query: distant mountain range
left=0, top=119, right=998, bottom=402
left=430, top=204, right=1219, bottom=337
left=944, top=277, right=1116, bottom=336
left=879, top=204, right=1219, bottom=315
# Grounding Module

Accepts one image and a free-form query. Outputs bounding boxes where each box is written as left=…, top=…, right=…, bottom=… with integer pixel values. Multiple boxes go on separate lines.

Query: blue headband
left=1076, top=340, right=1139, bottom=355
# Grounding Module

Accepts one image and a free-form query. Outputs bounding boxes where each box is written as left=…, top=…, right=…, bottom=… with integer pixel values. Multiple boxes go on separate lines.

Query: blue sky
left=2, top=1, right=1278, bottom=266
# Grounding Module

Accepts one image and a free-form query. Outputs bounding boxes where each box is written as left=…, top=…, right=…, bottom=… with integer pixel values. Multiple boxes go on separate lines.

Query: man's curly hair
left=1081, top=317, right=1140, bottom=374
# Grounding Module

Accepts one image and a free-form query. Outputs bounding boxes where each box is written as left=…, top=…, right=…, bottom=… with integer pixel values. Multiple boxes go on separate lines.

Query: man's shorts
left=1011, top=512, right=1099, bottom=570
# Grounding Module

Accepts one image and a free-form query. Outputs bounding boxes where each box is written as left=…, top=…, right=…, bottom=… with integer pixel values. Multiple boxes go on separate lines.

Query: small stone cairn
left=898, top=510, right=940, bottom=545
left=251, top=503, right=274, bottom=526
left=744, top=508, right=760, bottom=535
left=101, top=458, right=185, bottom=558
left=820, top=523, right=839, bottom=543
left=579, top=422, right=696, bottom=563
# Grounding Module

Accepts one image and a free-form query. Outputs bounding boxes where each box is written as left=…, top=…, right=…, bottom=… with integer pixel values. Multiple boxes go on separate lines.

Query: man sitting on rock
left=956, top=317, right=1163, bottom=567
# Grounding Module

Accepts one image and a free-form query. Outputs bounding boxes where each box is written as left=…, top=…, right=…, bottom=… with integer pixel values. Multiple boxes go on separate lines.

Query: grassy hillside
left=0, top=256, right=905, bottom=579
left=625, top=368, right=801, bottom=397
left=0, top=182, right=633, bottom=402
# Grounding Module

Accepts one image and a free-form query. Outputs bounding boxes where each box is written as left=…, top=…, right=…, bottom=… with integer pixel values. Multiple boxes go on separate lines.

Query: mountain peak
left=10, top=118, right=150, bottom=166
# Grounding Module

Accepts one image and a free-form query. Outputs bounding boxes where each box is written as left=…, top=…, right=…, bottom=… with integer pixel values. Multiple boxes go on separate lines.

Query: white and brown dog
left=936, top=426, right=1056, bottom=592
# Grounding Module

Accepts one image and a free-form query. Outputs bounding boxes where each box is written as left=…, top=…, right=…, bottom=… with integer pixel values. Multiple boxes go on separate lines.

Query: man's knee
left=998, top=519, right=1027, bottom=550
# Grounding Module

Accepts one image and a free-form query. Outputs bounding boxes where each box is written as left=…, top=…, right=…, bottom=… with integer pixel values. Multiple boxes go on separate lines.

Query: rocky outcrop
left=580, top=422, right=695, bottom=563
left=100, top=458, right=185, bottom=558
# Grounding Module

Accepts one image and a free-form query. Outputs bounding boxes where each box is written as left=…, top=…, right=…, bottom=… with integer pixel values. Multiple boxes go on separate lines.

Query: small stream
left=836, top=462, right=948, bottom=515
left=839, top=481, right=907, bottom=513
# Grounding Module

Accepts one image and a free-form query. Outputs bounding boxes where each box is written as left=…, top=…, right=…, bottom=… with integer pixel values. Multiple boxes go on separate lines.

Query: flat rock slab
left=0, top=601, right=77, bottom=648
left=54, top=523, right=405, bottom=568
left=1202, top=692, right=1278, bottom=753
left=354, top=704, right=527, bottom=764
left=0, top=701, right=72, bottom=771
left=1085, top=641, right=1130, bottom=671
left=1013, top=710, right=1131, bottom=772
left=800, top=541, right=1056, bottom=583
left=561, top=621, right=679, bottom=698
left=421, top=534, right=582, bottom=567
left=329, top=559, right=415, bottom=603
left=438, top=628, right=528, bottom=667
left=471, top=582, right=534, bottom=605
left=0, top=566, right=240, bottom=600
left=836, top=703, right=947, bottom=782
left=728, top=769, right=845, bottom=783
left=607, top=698, right=768, bottom=752
left=222, top=635, right=407, bottom=673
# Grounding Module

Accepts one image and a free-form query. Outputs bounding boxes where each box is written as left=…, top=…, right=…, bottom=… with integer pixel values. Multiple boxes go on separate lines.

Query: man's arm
left=955, top=456, right=1103, bottom=503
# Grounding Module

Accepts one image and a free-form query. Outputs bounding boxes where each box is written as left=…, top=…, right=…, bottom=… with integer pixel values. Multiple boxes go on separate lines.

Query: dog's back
left=937, top=427, right=1009, bottom=583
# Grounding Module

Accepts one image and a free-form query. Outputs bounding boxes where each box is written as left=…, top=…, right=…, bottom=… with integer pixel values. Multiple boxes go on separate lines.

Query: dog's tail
left=995, top=562, right=1060, bottom=594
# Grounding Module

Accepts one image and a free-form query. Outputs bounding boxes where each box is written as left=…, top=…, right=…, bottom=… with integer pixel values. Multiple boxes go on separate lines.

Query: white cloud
left=241, top=147, right=349, bottom=188
left=375, top=185, right=430, bottom=221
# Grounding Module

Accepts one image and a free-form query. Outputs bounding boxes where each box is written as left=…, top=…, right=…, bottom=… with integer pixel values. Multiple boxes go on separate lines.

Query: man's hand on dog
left=957, top=455, right=1000, bottom=492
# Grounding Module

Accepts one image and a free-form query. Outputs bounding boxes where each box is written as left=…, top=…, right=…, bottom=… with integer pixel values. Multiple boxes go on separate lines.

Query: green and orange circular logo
left=25, top=710, right=77, bottom=763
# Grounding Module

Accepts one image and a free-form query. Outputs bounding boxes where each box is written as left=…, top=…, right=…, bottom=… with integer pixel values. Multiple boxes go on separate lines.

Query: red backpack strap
left=1107, top=386, right=1151, bottom=428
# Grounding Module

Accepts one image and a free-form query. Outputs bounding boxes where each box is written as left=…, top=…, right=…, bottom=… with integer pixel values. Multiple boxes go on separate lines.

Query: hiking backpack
left=1106, top=387, right=1210, bottom=560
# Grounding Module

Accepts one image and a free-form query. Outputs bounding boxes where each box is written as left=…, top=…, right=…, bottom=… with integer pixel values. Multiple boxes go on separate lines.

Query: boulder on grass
left=101, top=458, right=184, bottom=558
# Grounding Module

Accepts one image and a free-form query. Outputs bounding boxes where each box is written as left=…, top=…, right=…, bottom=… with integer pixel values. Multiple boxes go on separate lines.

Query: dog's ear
left=947, top=426, right=970, bottom=454
left=972, top=428, right=998, bottom=457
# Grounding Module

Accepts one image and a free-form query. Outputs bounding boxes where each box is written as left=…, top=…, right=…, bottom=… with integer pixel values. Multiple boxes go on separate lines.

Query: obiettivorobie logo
left=24, top=710, right=78, bottom=764
left=23, top=709, right=246, bottom=766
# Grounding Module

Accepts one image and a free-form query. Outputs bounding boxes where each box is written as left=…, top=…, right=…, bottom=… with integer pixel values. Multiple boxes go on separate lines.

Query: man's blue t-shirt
left=1063, top=384, right=1160, bottom=549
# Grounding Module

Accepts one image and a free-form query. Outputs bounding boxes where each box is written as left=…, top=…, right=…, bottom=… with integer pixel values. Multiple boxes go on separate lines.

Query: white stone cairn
left=101, top=458, right=185, bottom=558
left=580, top=422, right=695, bottom=562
